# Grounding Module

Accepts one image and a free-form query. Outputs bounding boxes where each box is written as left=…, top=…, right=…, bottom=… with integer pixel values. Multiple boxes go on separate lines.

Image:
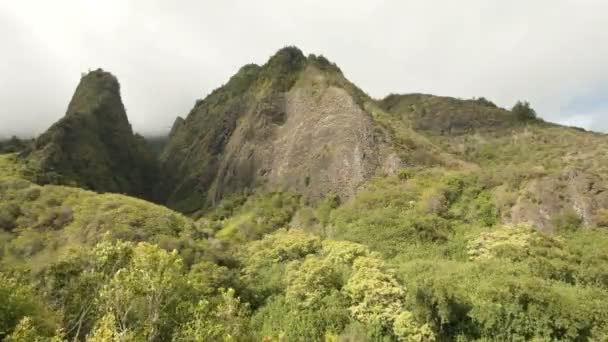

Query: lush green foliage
left=0, top=176, right=211, bottom=271
left=25, top=70, right=159, bottom=200
left=5, top=153, right=608, bottom=340
left=0, top=273, right=59, bottom=340
left=4, top=48, right=608, bottom=342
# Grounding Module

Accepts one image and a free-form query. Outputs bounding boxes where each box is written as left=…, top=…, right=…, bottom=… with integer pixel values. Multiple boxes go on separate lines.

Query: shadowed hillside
left=23, top=69, right=158, bottom=199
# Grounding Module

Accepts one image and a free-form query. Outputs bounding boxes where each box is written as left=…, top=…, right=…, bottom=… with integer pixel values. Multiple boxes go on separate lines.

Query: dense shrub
left=0, top=273, right=59, bottom=340
left=512, top=100, right=537, bottom=121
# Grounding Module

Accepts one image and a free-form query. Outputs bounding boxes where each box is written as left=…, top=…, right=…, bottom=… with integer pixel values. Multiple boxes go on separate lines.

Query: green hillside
left=1, top=47, right=608, bottom=341
left=23, top=69, right=158, bottom=200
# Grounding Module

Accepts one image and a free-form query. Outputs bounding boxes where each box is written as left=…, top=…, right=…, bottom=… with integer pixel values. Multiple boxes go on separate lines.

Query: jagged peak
left=263, top=46, right=343, bottom=76
left=187, top=47, right=355, bottom=127
left=169, top=116, right=185, bottom=137
left=265, top=46, right=306, bottom=67
left=66, top=68, right=126, bottom=121
left=237, top=63, right=261, bottom=73
left=25, top=66, right=158, bottom=198
left=262, top=46, right=306, bottom=72
left=306, top=53, right=342, bottom=74
left=77, top=68, right=120, bottom=94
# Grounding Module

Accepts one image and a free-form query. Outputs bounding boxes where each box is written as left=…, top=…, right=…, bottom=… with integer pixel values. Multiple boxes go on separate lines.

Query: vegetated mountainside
left=378, top=94, right=608, bottom=231
left=23, top=69, right=158, bottom=199
left=0, top=175, right=206, bottom=271
left=379, top=93, right=518, bottom=135
left=159, top=47, right=608, bottom=232
left=2, top=46, right=608, bottom=341
left=159, top=47, right=407, bottom=213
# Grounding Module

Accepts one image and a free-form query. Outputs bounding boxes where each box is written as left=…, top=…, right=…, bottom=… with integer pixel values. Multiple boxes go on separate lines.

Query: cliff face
left=507, top=168, right=608, bottom=232
left=23, top=48, right=608, bottom=232
left=159, top=48, right=398, bottom=212
left=212, top=65, right=390, bottom=202
left=29, top=69, right=158, bottom=198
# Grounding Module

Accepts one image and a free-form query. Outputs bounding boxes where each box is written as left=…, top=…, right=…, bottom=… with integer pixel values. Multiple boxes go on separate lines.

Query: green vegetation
left=379, top=93, right=519, bottom=136
left=24, top=69, right=159, bottom=200
left=0, top=176, right=211, bottom=271
left=3, top=159, right=608, bottom=340
left=3, top=47, right=608, bottom=341
left=0, top=137, right=32, bottom=154
left=512, top=100, right=538, bottom=121
left=0, top=154, right=31, bottom=180
left=158, top=46, right=371, bottom=213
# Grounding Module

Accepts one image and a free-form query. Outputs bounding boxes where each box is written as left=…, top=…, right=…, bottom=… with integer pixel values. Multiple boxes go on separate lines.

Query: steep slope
left=160, top=48, right=401, bottom=212
left=2, top=47, right=608, bottom=342
left=25, top=69, right=158, bottom=199
left=379, top=93, right=519, bottom=136
left=377, top=93, right=608, bottom=231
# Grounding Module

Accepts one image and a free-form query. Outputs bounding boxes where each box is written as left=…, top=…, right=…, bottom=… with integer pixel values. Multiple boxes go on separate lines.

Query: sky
left=1, top=0, right=607, bottom=138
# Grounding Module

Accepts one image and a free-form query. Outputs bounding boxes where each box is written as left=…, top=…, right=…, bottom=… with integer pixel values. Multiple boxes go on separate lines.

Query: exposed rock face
left=30, top=69, right=158, bottom=198
left=160, top=48, right=397, bottom=212
left=213, top=66, right=386, bottom=202
left=508, top=169, right=608, bottom=231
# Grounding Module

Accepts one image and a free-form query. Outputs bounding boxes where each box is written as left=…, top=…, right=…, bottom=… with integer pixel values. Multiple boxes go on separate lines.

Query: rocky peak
left=28, top=69, right=158, bottom=198
left=66, top=69, right=129, bottom=125
left=169, top=116, right=185, bottom=137
left=266, top=46, right=306, bottom=69
left=158, top=47, right=397, bottom=212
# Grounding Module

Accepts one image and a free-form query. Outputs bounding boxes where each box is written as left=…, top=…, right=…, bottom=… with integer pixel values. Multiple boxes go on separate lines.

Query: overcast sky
left=1, top=0, right=607, bottom=138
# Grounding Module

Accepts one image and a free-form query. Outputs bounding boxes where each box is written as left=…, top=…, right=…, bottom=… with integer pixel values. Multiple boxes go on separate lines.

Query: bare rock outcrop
left=159, top=48, right=398, bottom=212
left=508, top=168, right=608, bottom=231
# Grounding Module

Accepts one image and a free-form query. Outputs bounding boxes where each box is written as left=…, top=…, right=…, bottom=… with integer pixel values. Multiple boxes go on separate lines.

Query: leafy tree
left=343, top=256, right=406, bottom=330
left=512, top=100, right=537, bottom=120
left=251, top=294, right=350, bottom=341
left=171, top=300, right=223, bottom=342
left=86, top=313, right=126, bottom=342
left=5, top=316, right=65, bottom=342
left=40, top=238, right=134, bottom=340
left=173, top=289, right=250, bottom=341
left=285, top=256, right=341, bottom=307
left=473, top=97, right=497, bottom=108
left=393, top=311, right=435, bottom=342
left=0, top=273, right=59, bottom=340
left=321, top=239, right=372, bottom=266
left=97, top=243, right=184, bottom=341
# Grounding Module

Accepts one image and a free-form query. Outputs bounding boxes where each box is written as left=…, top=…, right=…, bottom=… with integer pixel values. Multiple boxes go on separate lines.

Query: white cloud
left=1, top=0, right=607, bottom=137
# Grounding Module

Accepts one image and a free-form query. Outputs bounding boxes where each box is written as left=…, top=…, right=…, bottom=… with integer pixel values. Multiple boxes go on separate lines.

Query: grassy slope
left=0, top=154, right=209, bottom=272
left=378, top=93, right=608, bottom=175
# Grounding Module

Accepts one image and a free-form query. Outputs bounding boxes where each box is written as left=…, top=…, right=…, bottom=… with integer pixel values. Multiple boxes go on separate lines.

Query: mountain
left=377, top=93, right=608, bottom=231
left=24, top=69, right=158, bottom=199
left=2, top=47, right=608, bottom=341
left=160, top=47, right=406, bottom=212
left=156, top=47, right=608, bottom=234
left=379, top=93, right=519, bottom=135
